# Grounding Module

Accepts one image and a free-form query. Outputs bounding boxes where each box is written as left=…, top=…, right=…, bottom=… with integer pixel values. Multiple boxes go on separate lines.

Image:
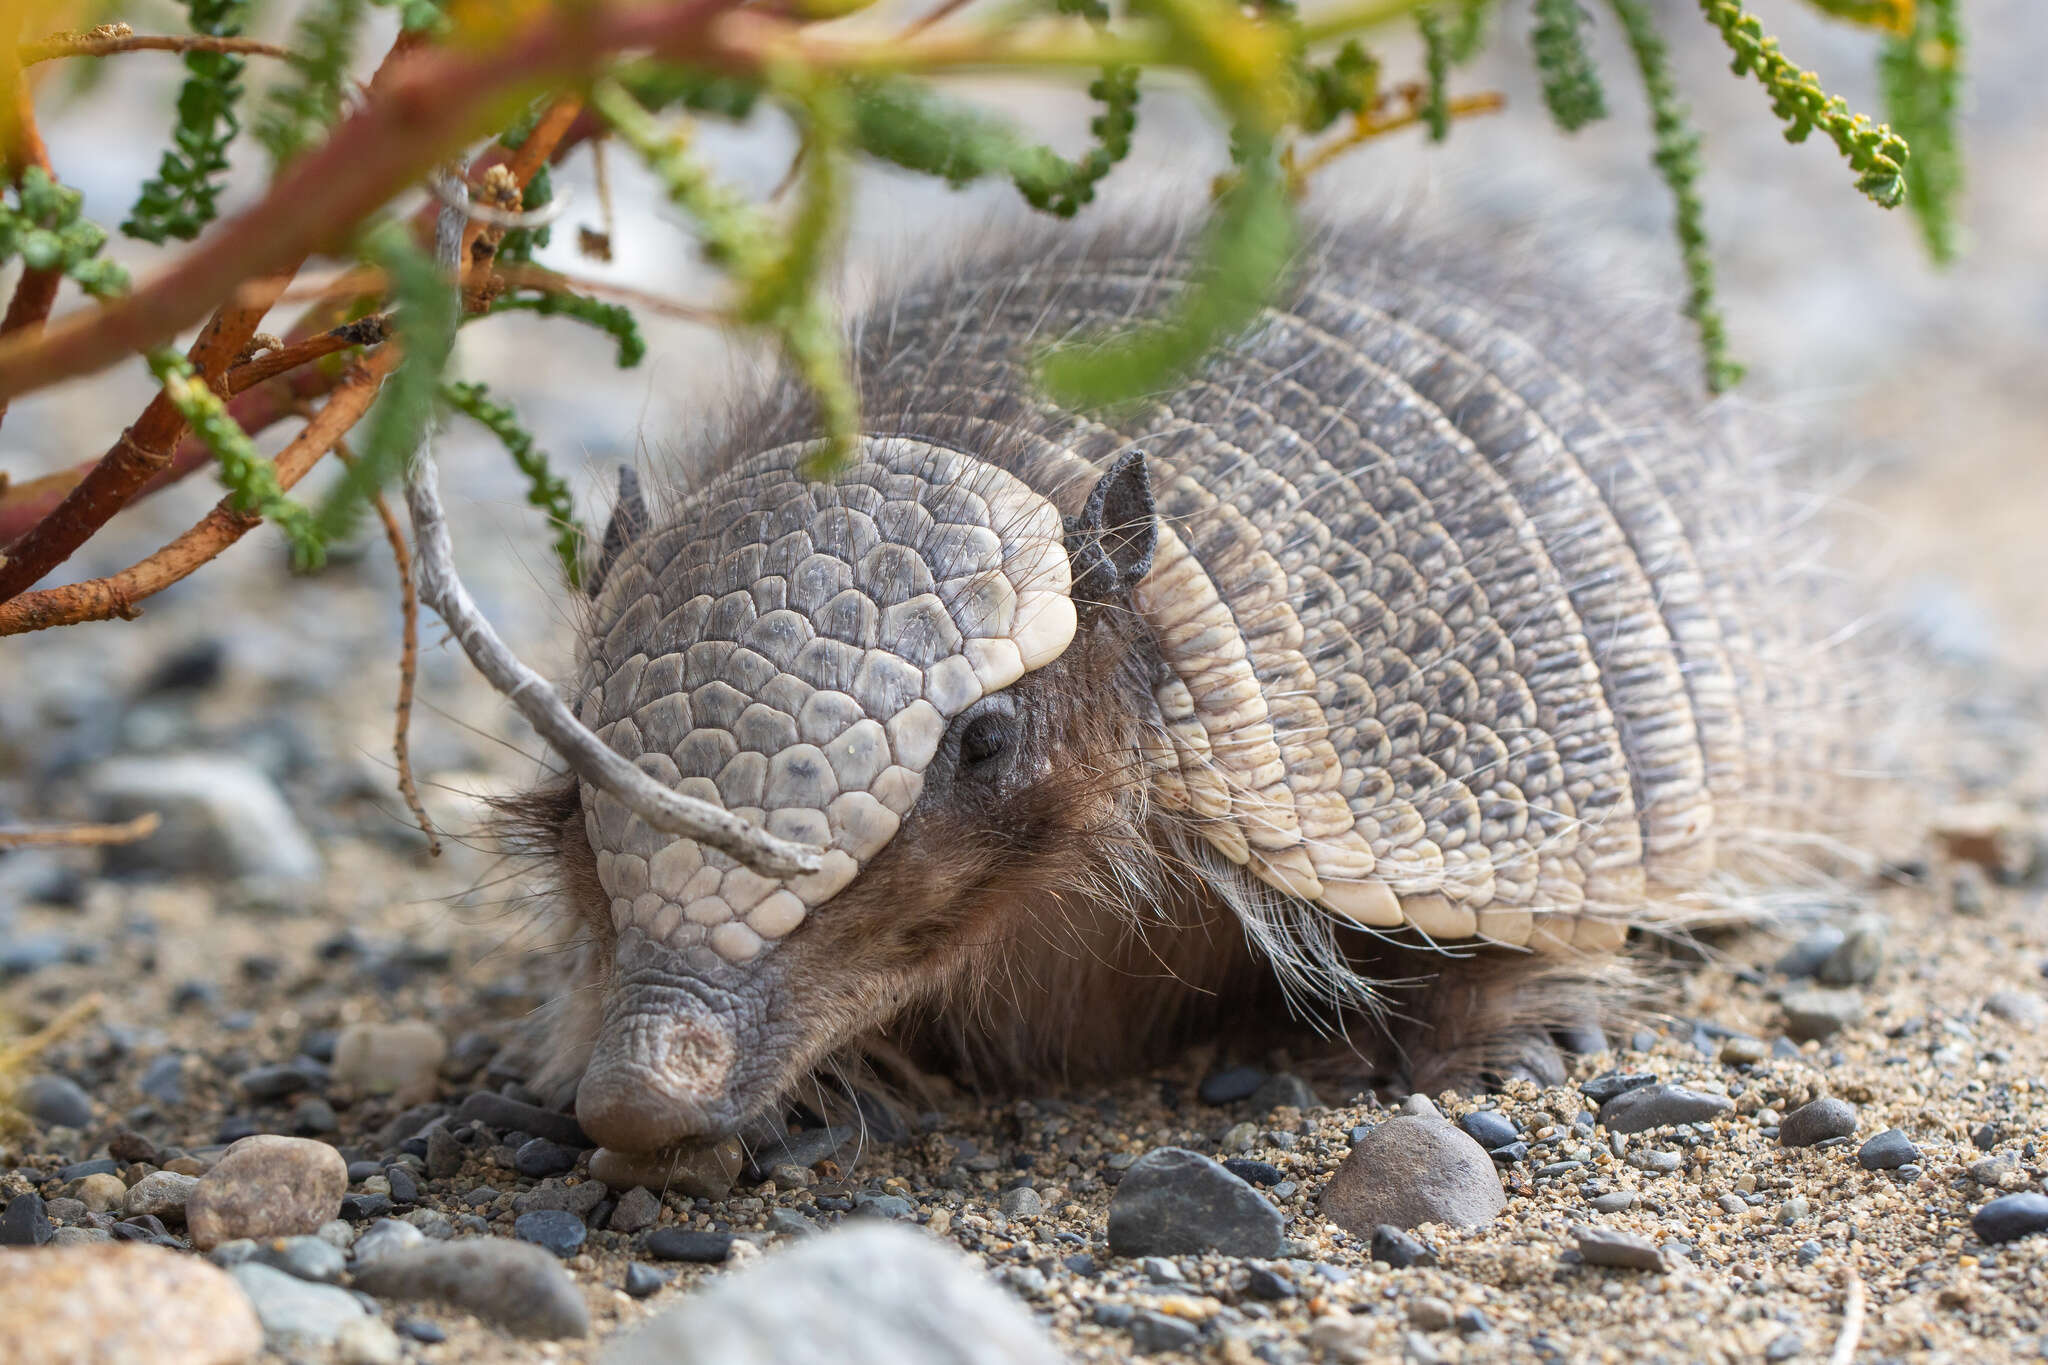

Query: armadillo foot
left=1393, top=950, right=1635, bottom=1097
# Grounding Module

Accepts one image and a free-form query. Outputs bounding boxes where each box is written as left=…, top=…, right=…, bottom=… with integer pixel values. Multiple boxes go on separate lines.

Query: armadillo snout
left=575, top=931, right=756, bottom=1149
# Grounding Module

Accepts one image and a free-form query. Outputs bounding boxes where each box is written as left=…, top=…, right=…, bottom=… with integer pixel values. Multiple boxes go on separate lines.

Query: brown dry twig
left=0, top=75, right=61, bottom=435
left=0, top=346, right=400, bottom=635
left=340, top=443, right=441, bottom=857
left=0, top=812, right=161, bottom=848
left=0, top=992, right=106, bottom=1075
left=20, top=29, right=293, bottom=66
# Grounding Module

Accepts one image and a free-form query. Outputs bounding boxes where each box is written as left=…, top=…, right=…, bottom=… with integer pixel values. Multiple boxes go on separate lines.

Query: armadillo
left=510, top=220, right=1904, bottom=1153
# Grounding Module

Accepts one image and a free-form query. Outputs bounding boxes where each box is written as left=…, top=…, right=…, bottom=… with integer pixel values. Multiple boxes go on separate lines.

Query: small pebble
left=1856, top=1128, right=1921, bottom=1171
left=1779, top=1097, right=1859, bottom=1148
left=514, top=1137, right=579, bottom=1179
left=514, top=1208, right=588, bottom=1258
left=1972, top=1192, right=2048, bottom=1244
left=1372, top=1224, right=1437, bottom=1268
left=1573, top=1225, right=1665, bottom=1272
left=1457, top=1110, right=1518, bottom=1151
left=624, top=1261, right=671, bottom=1298
left=231, top=1261, right=369, bottom=1347
left=17, top=1073, right=94, bottom=1128
left=1197, top=1065, right=1266, bottom=1105
left=335, top=1317, right=404, bottom=1365
left=1781, top=988, right=1865, bottom=1042
left=1106, top=1147, right=1284, bottom=1257
left=1589, top=1192, right=1637, bottom=1214
left=1816, top=916, right=1886, bottom=986
left=1322, top=1117, right=1504, bottom=1235
left=589, top=1140, right=741, bottom=1199
left=0, top=1192, right=53, bottom=1246
left=1128, top=1311, right=1201, bottom=1354
left=352, top=1217, right=426, bottom=1267
left=1249, top=1072, right=1318, bottom=1113
left=351, top=1238, right=590, bottom=1338
left=1984, top=990, right=2047, bottom=1029
left=73, top=1172, right=127, bottom=1214
left=123, top=1170, right=199, bottom=1222
left=643, top=1227, right=735, bottom=1263
left=1597, top=1084, right=1734, bottom=1134
left=1221, top=1158, right=1283, bottom=1187
left=609, top=1185, right=661, bottom=1235
left=1001, top=1185, right=1043, bottom=1218
left=1243, top=1264, right=1297, bottom=1300
left=186, top=1135, right=347, bottom=1250
left=331, top=1021, right=447, bottom=1102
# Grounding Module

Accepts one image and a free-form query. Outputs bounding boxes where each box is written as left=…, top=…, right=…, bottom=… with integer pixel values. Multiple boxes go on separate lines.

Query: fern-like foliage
left=1699, top=0, right=1909, bottom=207
left=486, top=290, right=646, bottom=369
left=254, top=0, right=368, bottom=169
left=1609, top=0, right=1743, bottom=391
left=123, top=0, right=252, bottom=243
left=1417, top=7, right=1453, bottom=141
left=1014, top=0, right=1140, bottom=216
left=442, top=380, right=583, bottom=587
left=1532, top=0, right=1608, bottom=130
left=151, top=349, right=325, bottom=566
left=312, top=220, right=456, bottom=549
left=1, top=169, right=131, bottom=300
left=1881, top=0, right=1963, bottom=261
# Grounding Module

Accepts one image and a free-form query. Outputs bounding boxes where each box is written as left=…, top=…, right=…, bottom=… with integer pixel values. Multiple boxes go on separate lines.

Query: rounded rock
left=186, top=1135, right=348, bottom=1251
left=0, top=1241, right=263, bottom=1365
left=73, top=1172, right=128, bottom=1214
left=516, top=1208, right=589, bottom=1258
left=16, top=1073, right=94, bottom=1129
left=1856, top=1128, right=1921, bottom=1171
left=1596, top=1084, right=1734, bottom=1135
left=123, top=1170, right=200, bottom=1222
left=351, top=1239, right=590, bottom=1338
left=330, top=1021, right=447, bottom=1103
left=1323, top=1117, right=1504, bottom=1235
left=1779, top=1097, right=1858, bottom=1148
left=1972, top=1192, right=2048, bottom=1245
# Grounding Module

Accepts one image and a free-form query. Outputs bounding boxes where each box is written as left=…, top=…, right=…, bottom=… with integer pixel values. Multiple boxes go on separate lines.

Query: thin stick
left=1287, top=90, right=1506, bottom=186
left=0, top=812, right=160, bottom=847
left=405, top=194, right=820, bottom=881
left=0, top=349, right=397, bottom=634
left=0, top=76, right=61, bottom=435
left=20, top=31, right=294, bottom=65
left=345, top=444, right=440, bottom=856
left=0, top=992, right=104, bottom=1073
left=1828, top=1262, right=1865, bottom=1365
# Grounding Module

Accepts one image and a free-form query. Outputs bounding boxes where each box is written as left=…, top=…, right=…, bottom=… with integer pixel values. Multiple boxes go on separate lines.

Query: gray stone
left=1973, top=1193, right=2048, bottom=1244
left=1857, top=1128, right=1921, bottom=1171
left=249, top=1234, right=347, bottom=1284
left=186, top=1135, right=348, bottom=1250
left=740, top=1126, right=857, bottom=1182
left=1573, top=1225, right=1666, bottom=1272
left=123, top=1170, right=200, bottom=1222
left=453, top=1091, right=589, bottom=1148
left=89, top=754, right=321, bottom=881
left=1000, top=1186, right=1043, bottom=1219
left=1322, top=1117, right=1504, bottom=1235
left=17, top=1073, right=94, bottom=1128
left=590, top=1140, right=741, bottom=1198
left=1249, top=1073, right=1319, bottom=1113
left=351, top=1218, right=425, bottom=1267
left=1128, top=1310, right=1201, bottom=1354
left=1985, top=990, right=2047, bottom=1029
left=1816, top=916, right=1885, bottom=986
left=352, top=1238, right=590, bottom=1338
left=230, top=1261, right=369, bottom=1347
left=1596, top=1084, right=1734, bottom=1134
left=598, top=1223, right=1065, bottom=1365
left=1779, top=1097, right=1858, bottom=1148
left=1781, top=988, right=1864, bottom=1042
left=1589, top=1192, right=1637, bottom=1213
left=335, top=1318, right=404, bottom=1365
left=609, top=1185, right=662, bottom=1234
left=1106, top=1147, right=1284, bottom=1257
left=516, top=1208, right=589, bottom=1258
left=511, top=1177, right=607, bottom=1219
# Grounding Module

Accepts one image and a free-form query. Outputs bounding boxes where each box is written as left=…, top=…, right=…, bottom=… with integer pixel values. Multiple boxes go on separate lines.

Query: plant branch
left=0, top=347, right=396, bottom=635
left=20, top=30, right=293, bottom=65
left=405, top=193, right=821, bottom=881
left=0, top=812, right=160, bottom=847
left=0, top=79, right=60, bottom=434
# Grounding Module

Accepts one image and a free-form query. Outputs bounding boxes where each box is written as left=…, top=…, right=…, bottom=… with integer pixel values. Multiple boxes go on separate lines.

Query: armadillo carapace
left=522, top=223, right=1890, bottom=1152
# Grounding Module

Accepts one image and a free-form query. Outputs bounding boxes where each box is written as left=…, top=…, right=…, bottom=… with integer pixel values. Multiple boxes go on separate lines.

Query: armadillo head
left=566, top=438, right=1155, bottom=1150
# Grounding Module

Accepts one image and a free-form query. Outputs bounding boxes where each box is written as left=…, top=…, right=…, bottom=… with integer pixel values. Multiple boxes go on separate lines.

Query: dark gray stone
left=514, top=1138, right=579, bottom=1179
left=0, top=1192, right=52, bottom=1246
left=351, top=1239, right=590, bottom=1338
left=643, top=1228, right=734, bottom=1263
left=1129, top=1311, right=1201, bottom=1354
left=1597, top=1084, right=1734, bottom=1134
left=1781, top=988, right=1864, bottom=1042
left=1578, top=1072, right=1656, bottom=1106
left=624, top=1262, right=671, bottom=1298
left=1106, top=1147, right=1284, bottom=1257
left=740, top=1125, right=855, bottom=1183
left=454, top=1092, right=589, bottom=1149
left=1249, top=1073, right=1319, bottom=1113
left=1457, top=1111, right=1518, bottom=1152
left=1779, top=1098, right=1858, bottom=1148
left=17, top=1073, right=94, bottom=1128
left=1774, top=926, right=1846, bottom=979
left=1198, top=1066, right=1267, bottom=1105
left=1857, top=1129, right=1921, bottom=1171
left=516, top=1208, right=588, bottom=1258
left=1973, top=1193, right=2048, bottom=1244
left=1371, top=1224, right=1436, bottom=1268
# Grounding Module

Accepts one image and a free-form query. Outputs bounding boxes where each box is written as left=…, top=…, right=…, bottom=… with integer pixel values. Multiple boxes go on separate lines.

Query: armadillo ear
left=1066, top=450, right=1157, bottom=606
left=589, top=465, right=650, bottom=597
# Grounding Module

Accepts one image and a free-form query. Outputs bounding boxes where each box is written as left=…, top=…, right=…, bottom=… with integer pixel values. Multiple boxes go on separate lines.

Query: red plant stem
left=0, top=79, right=60, bottom=433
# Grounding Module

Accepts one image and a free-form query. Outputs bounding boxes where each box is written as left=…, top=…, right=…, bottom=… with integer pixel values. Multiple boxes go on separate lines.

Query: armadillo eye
left=958, top=713, right=1009, bottom=770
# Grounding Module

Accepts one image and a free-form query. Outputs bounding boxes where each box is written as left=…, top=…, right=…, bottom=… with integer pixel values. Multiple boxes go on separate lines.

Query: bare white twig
left=401, top=184, right=821, bottom=881
left=1828, top=1262, right=1865, bottom=1365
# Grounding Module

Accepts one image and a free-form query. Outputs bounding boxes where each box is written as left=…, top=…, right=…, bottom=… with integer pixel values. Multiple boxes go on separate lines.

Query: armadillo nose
left=575, top=1004, right=742, bottom=1151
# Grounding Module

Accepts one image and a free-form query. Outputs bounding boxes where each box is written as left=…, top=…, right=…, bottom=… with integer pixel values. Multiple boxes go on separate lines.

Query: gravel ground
left=4, top=2, right=2046, bottom=1361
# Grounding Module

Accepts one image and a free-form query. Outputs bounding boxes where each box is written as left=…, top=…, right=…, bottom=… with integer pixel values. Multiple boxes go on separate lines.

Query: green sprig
left=1699, top=0, right=1909, bottom=207
left=1532, top=0, right=1608, bottom=131
left=442, top=380, right=583, bottom=587
left=1880, top=0, right=1963, bottom=261
left=368, top=0, right=448, bottom=34
left=1417, top=7, right=1452, bottom=142
left=0, top=169, right=131, bottom=300
left=254, top=0, right=367, bottom=169
left=1013, top=0, right=1140, bottom=217
left=1444, top=0, right=1496, bottom=63
left=1300, top=41, right=1381, bottom=135
left=123, top=0, right=252, bottom=243
left=312, top=220, right=457, bottom=551
left=1610, top=0, right=1743, bottom=392
left=486, top=289, right=646, bottom=368
left=149, top=349, right=325, bottom=567
left=496, top=164, right=554, bottom=267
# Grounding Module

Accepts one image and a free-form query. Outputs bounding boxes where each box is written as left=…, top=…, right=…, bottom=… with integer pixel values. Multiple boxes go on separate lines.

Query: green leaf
left=485, top=289, right=646, bottom=368
left=254, top=0, right=367, bottom=170
left=123, top=0, right=252, bottom=243
left=1880, top=0, right=1963, bottom=261
left=1532, top=0, right=1608, bottom=131
left=149, top=348, right=325, bottom=567
left=442, top=380, right=583, bottom=587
